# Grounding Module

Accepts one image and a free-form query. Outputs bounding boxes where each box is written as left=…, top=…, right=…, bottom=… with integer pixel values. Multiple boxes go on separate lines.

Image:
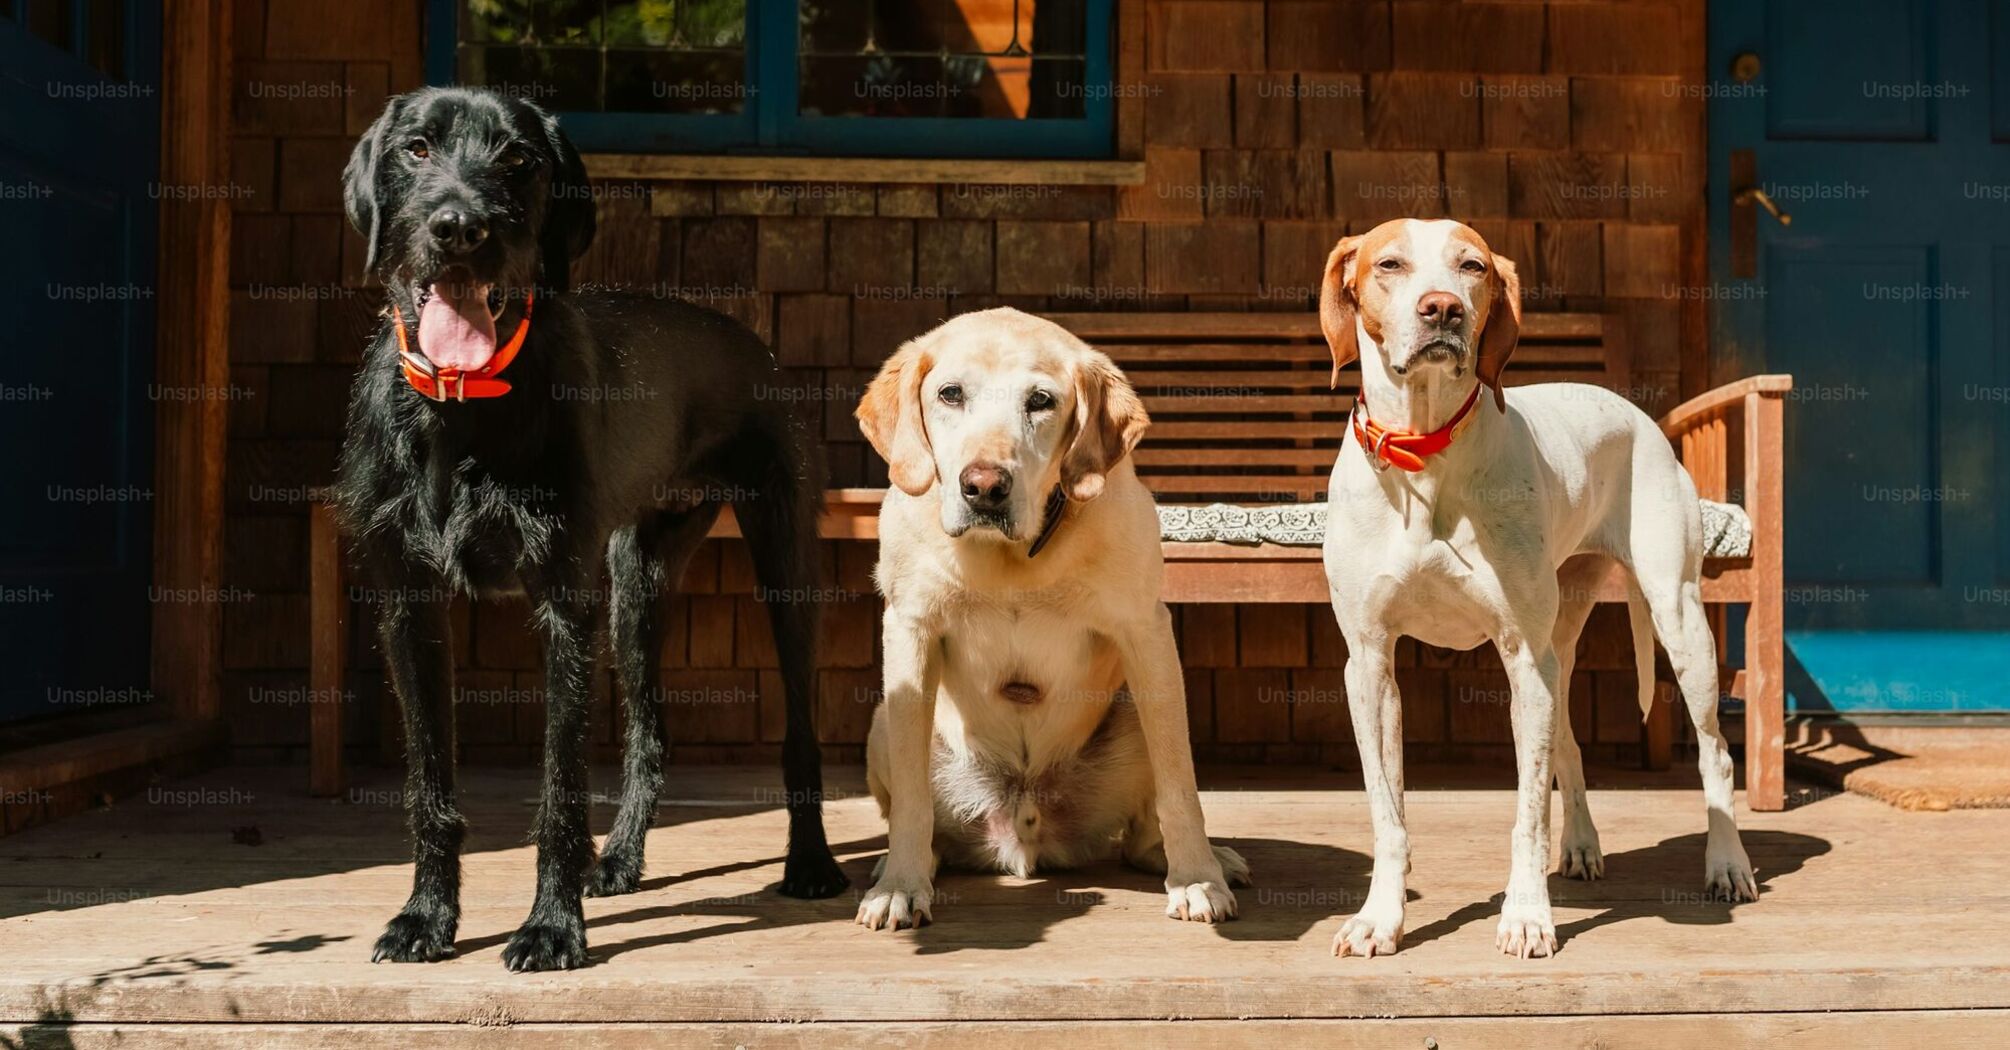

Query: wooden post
left=310, top=502, right=347, bottom=798
left=151, top=0, right=233, bottom=723
left=1743, top=390, right=1787, bottom=811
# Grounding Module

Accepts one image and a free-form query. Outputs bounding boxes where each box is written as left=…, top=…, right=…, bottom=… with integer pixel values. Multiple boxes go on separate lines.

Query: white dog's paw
left=1164, top=872, right=1238, bottom=923
left=1558, top=830, right=1605, bottom=881
left=1213, top=845, right=1253, bottom=887
left=1331, top=906, right=1403, bottom=958
left=1494, top=904, right=1558, bottom=959
left=855, top=874, right=934, bottom=931
left=1704, top=845, right=1759, bottom=902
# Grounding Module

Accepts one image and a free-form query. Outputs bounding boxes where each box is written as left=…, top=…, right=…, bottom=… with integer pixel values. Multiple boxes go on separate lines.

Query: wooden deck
left=4, top=764, right=2007, bottom=1047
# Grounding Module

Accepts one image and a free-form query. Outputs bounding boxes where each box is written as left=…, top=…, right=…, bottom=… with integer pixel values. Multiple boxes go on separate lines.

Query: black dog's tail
left=732, top=408, right=849, bottom=898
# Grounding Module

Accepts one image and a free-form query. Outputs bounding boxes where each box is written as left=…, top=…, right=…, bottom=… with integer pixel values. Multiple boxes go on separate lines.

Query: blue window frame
left=425, top=0, right=1114, bottom=158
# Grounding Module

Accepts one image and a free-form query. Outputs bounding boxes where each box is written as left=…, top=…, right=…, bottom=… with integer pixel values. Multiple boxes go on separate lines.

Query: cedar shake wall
left=225, top=0, right=1703, bottom=769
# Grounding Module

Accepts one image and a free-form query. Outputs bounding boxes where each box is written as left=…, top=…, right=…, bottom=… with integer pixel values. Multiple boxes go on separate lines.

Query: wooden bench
left=308, top=310, right=1788, bottom=810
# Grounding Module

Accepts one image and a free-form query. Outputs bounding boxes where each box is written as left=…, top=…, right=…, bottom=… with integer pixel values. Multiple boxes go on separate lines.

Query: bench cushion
left=1158, top=499, right=1753, bottom=560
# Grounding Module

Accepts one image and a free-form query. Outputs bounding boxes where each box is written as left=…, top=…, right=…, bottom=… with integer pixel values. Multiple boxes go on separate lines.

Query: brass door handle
left=1734, top=187, right=1793, bottom=226
left=1730, top=150, right=1788, bottom=278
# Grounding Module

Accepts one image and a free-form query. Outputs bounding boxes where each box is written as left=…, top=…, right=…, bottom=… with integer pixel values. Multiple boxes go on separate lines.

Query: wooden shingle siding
left=1150, top=2, right=1267, bottom=73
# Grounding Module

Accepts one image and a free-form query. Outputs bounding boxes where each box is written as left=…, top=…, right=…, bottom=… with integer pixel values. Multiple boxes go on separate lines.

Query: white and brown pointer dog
left=1317, top=218, right=1758, bottom=960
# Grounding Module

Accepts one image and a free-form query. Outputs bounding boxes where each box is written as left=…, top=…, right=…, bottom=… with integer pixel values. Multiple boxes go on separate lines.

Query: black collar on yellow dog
left=1026, top=485, right=1068, bottom=558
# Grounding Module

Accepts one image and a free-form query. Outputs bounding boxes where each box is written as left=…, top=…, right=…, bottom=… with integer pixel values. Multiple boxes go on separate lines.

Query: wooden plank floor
left=3, top=764, right=2007, bottom=1046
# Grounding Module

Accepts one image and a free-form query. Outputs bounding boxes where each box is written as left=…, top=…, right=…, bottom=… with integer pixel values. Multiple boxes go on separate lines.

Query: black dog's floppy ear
left=537, top=107, right=595, bottom=294
left=343, top=93, right=406, bottom=276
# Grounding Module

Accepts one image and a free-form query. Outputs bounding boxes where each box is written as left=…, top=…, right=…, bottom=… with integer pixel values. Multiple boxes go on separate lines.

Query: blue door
left=1710, top=0, right=2010, bottom=710
left=0, top=2, right=160, bottom=722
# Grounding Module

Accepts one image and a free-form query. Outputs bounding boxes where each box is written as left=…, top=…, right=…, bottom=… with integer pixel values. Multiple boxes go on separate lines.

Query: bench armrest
left=1657, top=374, right=1793, bottom=439
left=1656, top=374, right=1790, bottom=524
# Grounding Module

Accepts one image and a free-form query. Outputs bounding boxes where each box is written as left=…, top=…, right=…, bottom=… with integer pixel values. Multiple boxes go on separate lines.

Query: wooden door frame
left=0, top=0, right=233, bottom=826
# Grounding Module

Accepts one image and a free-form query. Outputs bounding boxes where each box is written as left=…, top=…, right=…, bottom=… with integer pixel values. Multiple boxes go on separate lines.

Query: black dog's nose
left=428, top=207, right=489, bottom=253
left=960, top=463, right=1012, bottom=512
left=1418, top=291, right=1465, bottom=328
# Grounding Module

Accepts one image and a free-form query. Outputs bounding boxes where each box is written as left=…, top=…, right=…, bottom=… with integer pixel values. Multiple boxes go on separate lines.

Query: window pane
left=458, top=0, right=749, bottom=114
left=798, top=0, right=1088, bottom=119
left=605, top=48, right=747, bottom=113
left=463, top=0, right=600, bottom=45
left=458, top=44, right=602, bottom=110
left=603, top=0, right=744, bottom=47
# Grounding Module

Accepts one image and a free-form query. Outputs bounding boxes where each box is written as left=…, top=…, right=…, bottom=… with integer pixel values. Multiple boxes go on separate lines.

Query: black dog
left=336, top=87, right=847, bottom=972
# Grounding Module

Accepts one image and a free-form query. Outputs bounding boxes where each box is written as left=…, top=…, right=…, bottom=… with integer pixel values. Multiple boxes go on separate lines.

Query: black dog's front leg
left=371, top=585, right=465, bottom=963
left=501, top=560, right=602, bottom=972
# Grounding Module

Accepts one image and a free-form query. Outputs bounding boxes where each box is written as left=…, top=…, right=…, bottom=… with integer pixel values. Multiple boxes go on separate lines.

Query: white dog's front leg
left=1499, top=641, right=1562, bottom=958
left=857, top=609, right=939, bottom=931
left=1117, top=604, right=1236, bottom=923
left=1334, top=632, right=1408, bottom=958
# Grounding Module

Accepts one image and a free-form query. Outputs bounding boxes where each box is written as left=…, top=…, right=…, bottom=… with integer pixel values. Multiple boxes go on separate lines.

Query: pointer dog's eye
left=1376, top=258, right=1402, bottom=272
left=407, top=138, right=430, bottom=159
left=1025, top=390, right=1055, bottom=413
left=1461, top=259, right=1487, bottom=274
left=938, top=384, right=964, bottom=406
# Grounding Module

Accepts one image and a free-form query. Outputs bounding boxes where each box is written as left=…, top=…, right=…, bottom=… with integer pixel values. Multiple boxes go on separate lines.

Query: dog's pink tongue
left=417, top=282, right=496, bottom=371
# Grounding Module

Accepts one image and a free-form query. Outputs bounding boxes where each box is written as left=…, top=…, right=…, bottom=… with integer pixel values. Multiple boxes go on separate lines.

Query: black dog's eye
left=407, top=138, right=430, bottom=159
left=1025, top=390, right=1055, bottom=413
left=937, top=384, right=964, bottom=407
left=1376, top=257, right=1402, bottom=272
left=1461, top=259, right=1487, bottom=274
left=499, top=148, right=528, bottom=170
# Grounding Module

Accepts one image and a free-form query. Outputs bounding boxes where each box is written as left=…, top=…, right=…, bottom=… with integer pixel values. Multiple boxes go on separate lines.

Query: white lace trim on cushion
left=1157, top=500, right=1753, bottom=559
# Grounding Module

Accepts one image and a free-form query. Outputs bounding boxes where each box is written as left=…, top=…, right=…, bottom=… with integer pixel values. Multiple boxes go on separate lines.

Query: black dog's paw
left=501, top=911, right=589, bottom=972
left=372, top=910, right=458, bottom=963
left=779, top=845, right=850, bottom=899
left=583, top=850, right=644, bottom=898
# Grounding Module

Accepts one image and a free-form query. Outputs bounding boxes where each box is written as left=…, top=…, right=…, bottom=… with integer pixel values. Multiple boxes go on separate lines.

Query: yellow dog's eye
left=1025, top=390, right=1055, bottom=413
left=1376, top=258, right=1401, bottom=272
left=1462, top=259, right=1487, bottom=274
left=938, top=384, right=964, bottom=406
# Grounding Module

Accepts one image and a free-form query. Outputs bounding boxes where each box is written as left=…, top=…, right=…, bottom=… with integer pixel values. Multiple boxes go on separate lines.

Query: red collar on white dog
left=1351, top=384, right=1483, bottom=472
left=393, top=291, right=535, bottom=402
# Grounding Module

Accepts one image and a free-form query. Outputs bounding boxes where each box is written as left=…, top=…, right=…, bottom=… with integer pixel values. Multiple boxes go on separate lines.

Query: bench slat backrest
left=1042, top=311, right=1623, bottom=504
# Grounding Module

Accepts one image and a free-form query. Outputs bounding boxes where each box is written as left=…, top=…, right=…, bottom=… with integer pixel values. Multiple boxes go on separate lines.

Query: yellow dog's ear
left=856, top=338, right=936, bottom=496
left=1319, top=235, right=1366, bottom=388
left=1059, top=351, right=1150, bottom=502
left=1475, top=253, right=1522, bottom=412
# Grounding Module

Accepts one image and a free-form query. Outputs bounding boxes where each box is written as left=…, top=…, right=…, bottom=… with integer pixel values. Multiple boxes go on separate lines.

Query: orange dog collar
left=392, top=291, right=535, bottom=402
left=1351, top=383, right=1484, bottom=472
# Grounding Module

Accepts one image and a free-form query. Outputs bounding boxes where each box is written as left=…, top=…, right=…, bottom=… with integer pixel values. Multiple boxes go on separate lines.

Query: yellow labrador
left=853, top=307, right=1247, bottom=931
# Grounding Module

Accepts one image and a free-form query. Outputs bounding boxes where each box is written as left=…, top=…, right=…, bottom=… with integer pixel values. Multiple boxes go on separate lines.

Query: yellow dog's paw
left=854, top=876, right=934, bottom=931
left=1164, top=876, right=1238, bottom=923
left=1213, top=845, right=1253, bottom=887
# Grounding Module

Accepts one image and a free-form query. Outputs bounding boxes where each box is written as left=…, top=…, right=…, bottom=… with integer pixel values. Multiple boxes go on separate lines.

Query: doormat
left=1788, top=723, right=2010, bottom=811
